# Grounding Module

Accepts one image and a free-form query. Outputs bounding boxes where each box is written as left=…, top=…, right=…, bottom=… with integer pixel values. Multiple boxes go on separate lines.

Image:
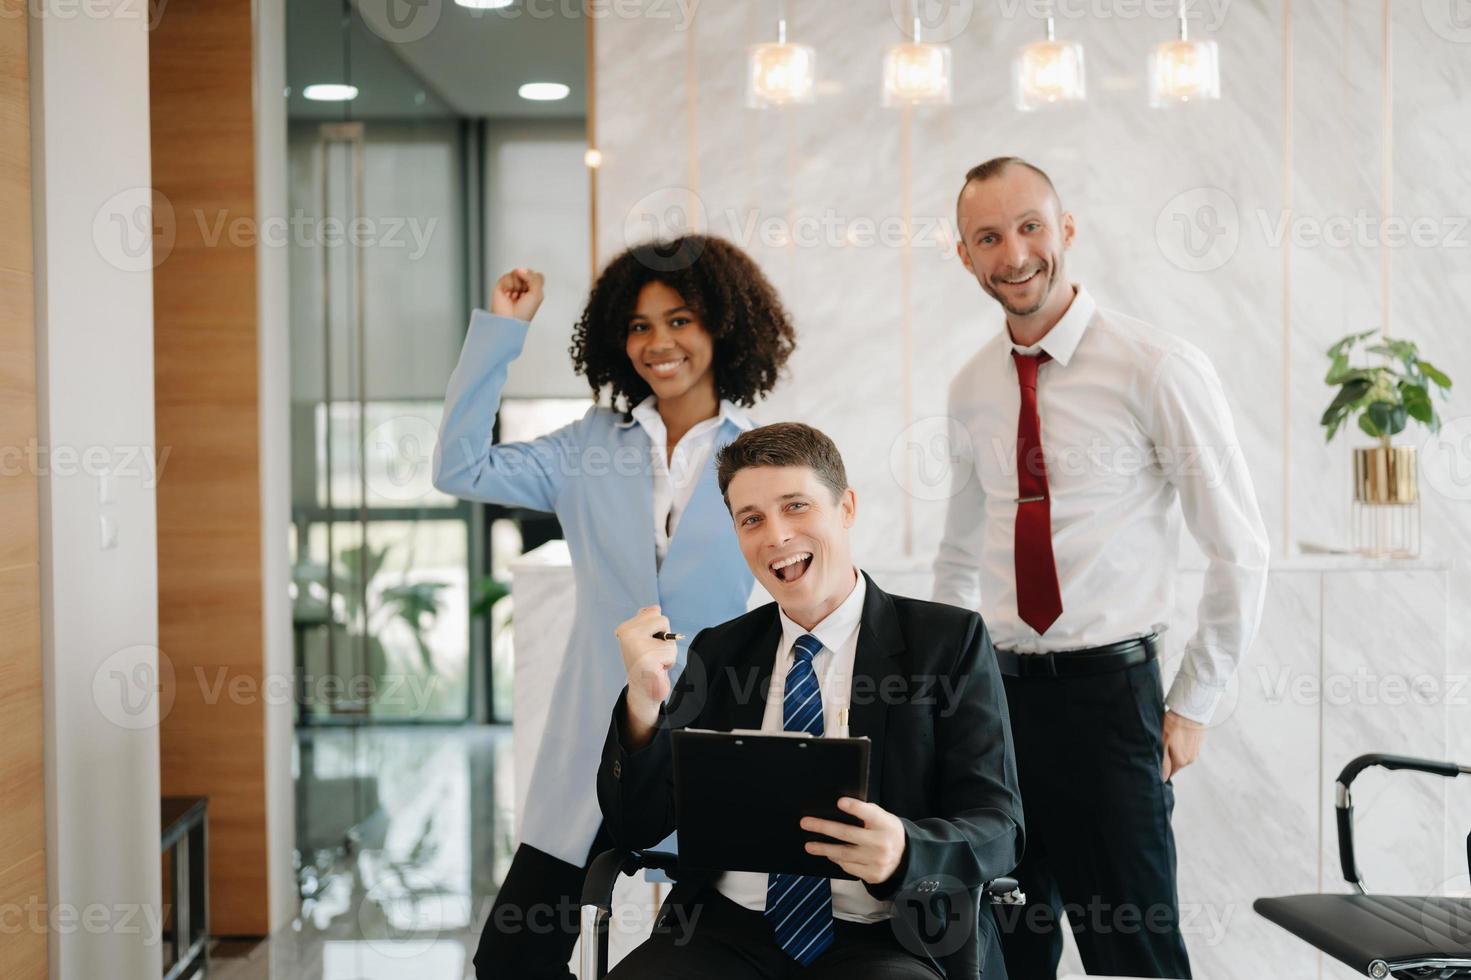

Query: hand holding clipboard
left=800, top=797, right=907, bottom=885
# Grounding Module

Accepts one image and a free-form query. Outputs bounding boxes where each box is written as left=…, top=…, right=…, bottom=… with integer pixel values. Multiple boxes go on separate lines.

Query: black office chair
left=1255, top=753, right=1471, bottom=979
left=577, top=849, right=1026, bottom=979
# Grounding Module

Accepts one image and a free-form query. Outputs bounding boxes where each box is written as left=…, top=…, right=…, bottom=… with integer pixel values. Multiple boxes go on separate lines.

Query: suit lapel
left=726, top=610, right=781, bottom=731
left=711, top=576, right=905, bottom=801
left=848, top=573, right=906, bottom=802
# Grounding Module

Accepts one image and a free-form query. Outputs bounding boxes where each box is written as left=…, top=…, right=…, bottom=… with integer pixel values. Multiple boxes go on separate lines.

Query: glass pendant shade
left=1014, top=39, right=1086, bottom=110
left=747, top=41, right=816, bottom=108
left=1148, top=38, right=1220, bottom=106
left=882, top=42, right=952, bottom=106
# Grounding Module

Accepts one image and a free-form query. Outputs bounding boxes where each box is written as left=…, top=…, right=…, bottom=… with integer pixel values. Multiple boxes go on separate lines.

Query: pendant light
left=882, top=5, right=952, bottom=106
left=1014, top=3, right=1086, bottom=110
left=1149, top=0, right=1221, bottom=106
left=747, top=0, right=816, bottom=108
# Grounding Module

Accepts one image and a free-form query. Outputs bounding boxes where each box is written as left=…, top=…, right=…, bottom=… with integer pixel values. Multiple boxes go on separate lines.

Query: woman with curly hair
left=432, top=234, right=796, bottom=979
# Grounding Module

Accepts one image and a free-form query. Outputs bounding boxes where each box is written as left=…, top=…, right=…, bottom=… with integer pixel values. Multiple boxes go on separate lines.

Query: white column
left=29, top=1, right=163, bottom=978
left=253, top=0, right=300, bottom=933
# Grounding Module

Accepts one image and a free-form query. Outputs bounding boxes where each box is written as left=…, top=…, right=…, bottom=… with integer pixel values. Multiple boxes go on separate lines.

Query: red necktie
left=1012, top=350, right=1063, bottom=634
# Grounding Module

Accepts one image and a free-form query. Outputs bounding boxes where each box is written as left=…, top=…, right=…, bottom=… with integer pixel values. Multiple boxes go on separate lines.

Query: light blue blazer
left=432, top=311, right=756, bottom=866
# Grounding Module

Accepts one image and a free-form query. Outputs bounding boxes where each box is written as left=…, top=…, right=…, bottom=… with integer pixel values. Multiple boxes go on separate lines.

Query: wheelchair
left=576, top=848, right=1026, bottom=978
left=1255, top=753, right=1471, bottom=978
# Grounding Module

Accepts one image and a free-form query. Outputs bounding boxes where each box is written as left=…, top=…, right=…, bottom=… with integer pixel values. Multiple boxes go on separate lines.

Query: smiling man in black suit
left=596, top=422, right=1024, bottom=979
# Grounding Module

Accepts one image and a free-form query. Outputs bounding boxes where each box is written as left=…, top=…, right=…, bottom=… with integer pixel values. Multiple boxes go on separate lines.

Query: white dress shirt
left=933, top=285, right=1270, bottom=724
left=626, top=396, right=755, bottom=568
left=715, top=570, right=892, bottom=923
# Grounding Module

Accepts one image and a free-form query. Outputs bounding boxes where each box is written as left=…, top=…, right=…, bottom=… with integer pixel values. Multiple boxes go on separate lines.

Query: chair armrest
left=1335, top=753, right=1470, bottom=893
left=579, top=849, right=680, bottom=914
left=1338, top=753, right=1467, bottom=785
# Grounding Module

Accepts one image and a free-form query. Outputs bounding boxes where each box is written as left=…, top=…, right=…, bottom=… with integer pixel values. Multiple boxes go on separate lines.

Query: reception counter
left=509, top=543, right=1463, bottom=976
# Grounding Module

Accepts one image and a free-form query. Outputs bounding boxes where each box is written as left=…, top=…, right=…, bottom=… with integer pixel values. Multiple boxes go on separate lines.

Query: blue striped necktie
left=765, top=632, right=835, bottom=965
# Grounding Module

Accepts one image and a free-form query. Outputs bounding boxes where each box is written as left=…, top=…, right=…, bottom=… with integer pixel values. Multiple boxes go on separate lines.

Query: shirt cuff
left=469, top=308, right=531, bottom=334
left=463, top=309, right=531, bottom=364
left=1164, top=669, right=1226, bottom=725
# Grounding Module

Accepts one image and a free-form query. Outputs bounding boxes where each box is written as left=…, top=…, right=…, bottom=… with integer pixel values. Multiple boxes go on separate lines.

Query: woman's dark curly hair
left=569, top=234, right=796, bottom=412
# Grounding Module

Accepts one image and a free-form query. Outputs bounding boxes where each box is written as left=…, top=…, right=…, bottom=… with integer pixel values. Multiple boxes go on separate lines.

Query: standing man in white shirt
left=934, top=156, right=1270, bottom=979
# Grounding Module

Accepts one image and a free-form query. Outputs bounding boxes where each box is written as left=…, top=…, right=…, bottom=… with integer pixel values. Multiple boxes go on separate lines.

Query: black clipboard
left=671, top=728, right=871, bottom=879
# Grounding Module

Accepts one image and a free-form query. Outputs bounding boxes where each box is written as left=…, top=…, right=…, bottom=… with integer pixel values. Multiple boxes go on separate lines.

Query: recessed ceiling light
left=518, top=82, right=570, bottom=102
left=303, top=83, right=359, bottom=102
left=456, top=0, right=514, bottom=7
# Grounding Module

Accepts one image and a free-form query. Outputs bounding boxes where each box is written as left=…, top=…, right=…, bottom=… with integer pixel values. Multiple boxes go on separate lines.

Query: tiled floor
left=208, top=725, right=518, bottom=980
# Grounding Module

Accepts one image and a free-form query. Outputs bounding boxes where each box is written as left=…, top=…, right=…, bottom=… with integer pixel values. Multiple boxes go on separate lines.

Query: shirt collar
left=777, top=568, right=867, bottom=659
left=1008, top=283, right=1095, bottom=367
left=617, top=396, right=757, bottom=433
left=622, top=395, right=660, bottom=431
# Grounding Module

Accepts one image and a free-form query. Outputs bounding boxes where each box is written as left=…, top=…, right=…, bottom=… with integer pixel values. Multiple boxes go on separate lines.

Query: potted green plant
left=1320, top=329, right=1452, bottom=554
left=293, top=541, right=451, bottom=717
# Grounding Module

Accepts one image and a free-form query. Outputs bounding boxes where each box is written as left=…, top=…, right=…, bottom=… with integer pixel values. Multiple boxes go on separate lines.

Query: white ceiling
left=287, top=0, right=586, bottom=121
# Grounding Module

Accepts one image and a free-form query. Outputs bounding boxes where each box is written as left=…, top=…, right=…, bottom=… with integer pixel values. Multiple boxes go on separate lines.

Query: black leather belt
left=995, top=633, right=1159, bottom=678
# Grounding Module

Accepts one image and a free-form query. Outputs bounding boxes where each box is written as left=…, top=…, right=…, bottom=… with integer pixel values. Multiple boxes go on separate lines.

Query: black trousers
left=992, top=658, right=1192, bottom=979
left=607, top=886, right=944, bottom=979
left=474, top=823, right=614, bottom=979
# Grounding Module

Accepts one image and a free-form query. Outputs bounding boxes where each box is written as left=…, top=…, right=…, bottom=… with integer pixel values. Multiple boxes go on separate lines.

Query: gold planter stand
left=1352, top=445, right=1421, bottom=558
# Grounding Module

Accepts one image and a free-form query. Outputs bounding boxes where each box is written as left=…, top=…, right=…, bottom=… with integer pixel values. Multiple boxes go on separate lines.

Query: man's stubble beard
left=982, top=255, right=1061, bottom=318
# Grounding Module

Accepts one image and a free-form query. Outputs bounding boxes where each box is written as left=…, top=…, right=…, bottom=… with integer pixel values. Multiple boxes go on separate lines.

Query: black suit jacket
left=597, top=572, right=1025, bottom=978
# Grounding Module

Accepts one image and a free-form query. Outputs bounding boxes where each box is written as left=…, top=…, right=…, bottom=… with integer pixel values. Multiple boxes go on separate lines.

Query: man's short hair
left=716, top=422, right=849, bottom=509
left=955, top=156, right=1061, bottom=216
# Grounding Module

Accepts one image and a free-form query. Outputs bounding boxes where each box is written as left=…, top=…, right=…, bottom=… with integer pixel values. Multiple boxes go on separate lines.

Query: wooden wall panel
left=149, top=0, right=270, bottom=936
left=0, top=5, right=48, bottom=979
